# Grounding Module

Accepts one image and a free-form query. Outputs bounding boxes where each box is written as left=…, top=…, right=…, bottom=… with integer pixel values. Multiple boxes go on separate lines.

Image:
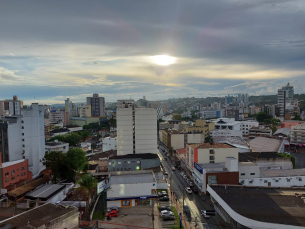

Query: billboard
left=97, top=178, right=111, bottom=194
left=194, top=162, right=203, bottom=174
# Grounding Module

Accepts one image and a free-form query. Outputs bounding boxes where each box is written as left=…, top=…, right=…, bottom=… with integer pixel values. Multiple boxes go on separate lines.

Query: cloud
left=0, top=67, right=22, bottom=81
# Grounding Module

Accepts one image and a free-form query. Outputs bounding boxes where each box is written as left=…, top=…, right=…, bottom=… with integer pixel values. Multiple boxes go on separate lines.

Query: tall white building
left=0, top=103, right=45, bottom=177
left=0, top=96, right=23, bottom=117
left=116, top=100, right=157, bottom=156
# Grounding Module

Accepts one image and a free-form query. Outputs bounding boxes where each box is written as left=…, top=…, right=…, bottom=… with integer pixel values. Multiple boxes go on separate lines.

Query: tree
left=43, top=151, right=68, bottom=183
left=79, top=130, right=91, bottom=139
left=172, top=114, right=182, bottom=120
left=292, top=113, right=302, bottom=121
left=77, top=173, right=98, bottom=219
left=271, top=118, right=280, bottom=134
left=66, top=148, right=88, bottom=181
left=256, top=112, right=271, bottom=123
left=204, top=134, right=214, bottom=144
left=109, top=117, right=116, bottom=127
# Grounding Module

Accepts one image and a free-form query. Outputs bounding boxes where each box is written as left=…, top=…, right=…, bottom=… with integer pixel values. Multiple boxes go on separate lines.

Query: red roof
left=176, top=148, right=186, bottom=154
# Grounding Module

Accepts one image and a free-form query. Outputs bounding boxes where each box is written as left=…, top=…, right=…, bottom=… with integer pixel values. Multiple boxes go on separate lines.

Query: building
left=136, top=96, right=148, bottom=107
left=161, top=128, right=205, bottom=150
left=290, top=123, right=305, bottom=146
left=211, top=102, right=221, bottom=110
left=0, top=104, right=45, bottom=177
left=224, top=95, right=234, bottom=105
left=69, top=117, right=100, bottom=126
left=201, top=110, right=218, bottom=119
left=0, top=203, right=78, bottom=229
left=108, top=153, right=160, bottom=172
left=102, top=136, right=116, bottom=152
left=116, top=100, right=157, bottom=156
left=0, top=159, right=32, bottom=191
left=237, top=93, right=249, bottom=105
left=50, top=128, right=70, bottom=136
left=277, top=83, right=295, bottom=118
left=45, top=140, right=69, bottom=153
left=48, top=109, right=70, bottom=126
left=249, top=137, right=285, bottom=153
left=213, top=118, right=241, bottom=130
left=184, top=119, right=215, bottom=135
left=186, top=143, right=239, bottom=171
left=210, top=129, right=243, bottom=139
left=213, top=137, right=250, bottom=153
left=0, top=96, right=23, bottom=117
left=107, top=170, right=157, bottom=208
left=273, top=128, right=291, bottom=138
left=86, top=93, right=105, bottom=117
left=240, top=120, right=259, bottom=136
left=281, top=120, right=304, bottom=129
left=207, top=185, right=305, bottom=229
left=193, top=157, right=239, bottom=193
left=248, top=127, right=272, bottom=139
left=156, top=105, right=164, bottom=120
left=79, top=105, right=91, bottom=118
left=88, top=150, right=117, bottom=172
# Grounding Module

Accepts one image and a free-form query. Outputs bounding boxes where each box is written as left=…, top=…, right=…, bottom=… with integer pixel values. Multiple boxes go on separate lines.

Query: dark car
left=159, top=196, right=169, bottom=201
left=191, top=186, right=198, bottom=194
left=158, top=193, right=168, bottom=198
left=159, top=205, right=172, bottom=211
left=162, top=215, right=175, bottom=221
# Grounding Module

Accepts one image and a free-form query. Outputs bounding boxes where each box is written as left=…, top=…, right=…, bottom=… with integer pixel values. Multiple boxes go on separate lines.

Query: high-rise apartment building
left=86, top=94, right=105, bottom=117
left=277, top=83, right=297, bottom=118
left=0, top=103, right=45, bottom=177
left=0, top=96, right=23, bottom=117
left=116, top=100, right=157, bottom=156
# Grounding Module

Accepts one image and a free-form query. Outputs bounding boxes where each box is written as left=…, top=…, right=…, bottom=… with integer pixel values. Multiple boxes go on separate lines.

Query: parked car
left=158, top=191, right=168, bottom=197
left=186, top=179, right=190, bottom=184
left=106, top=210, right=118, bottom=218
left=191, top=186, right=198, bottom=194
left=164, top=171, right=168, bottom=176
left=183, top=175, right=187, bottom=180
left=160, top=210, right=174, bottom=217
left=162, top=215, right=175, bottom=220
left=159, top=196, right=169, bottom=201
left=183, top=205, right=191, bottom=216
left=159, top=205, right=172, bottom=211
left=107, top=206, right=119, bottom=212
left=189, top=182, right=194, bottom=187
left=171, top=166, right=175, bottom=171
left=185, top=187, right=192, bottom=194
left=180, top=172, right=185, bottom=177
left=200, top=210, right=210, bottom=219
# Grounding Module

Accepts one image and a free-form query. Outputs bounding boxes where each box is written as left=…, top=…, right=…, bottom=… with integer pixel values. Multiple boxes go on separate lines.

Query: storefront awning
left=298, top=143, right=304, bottom=147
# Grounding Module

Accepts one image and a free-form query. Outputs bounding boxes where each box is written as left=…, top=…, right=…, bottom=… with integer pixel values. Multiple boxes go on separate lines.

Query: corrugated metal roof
left=111, top=173, right=154, bottom=184
left=273, top=128, right=291, bottom=136
left=26, top=184, right=65, bottom=199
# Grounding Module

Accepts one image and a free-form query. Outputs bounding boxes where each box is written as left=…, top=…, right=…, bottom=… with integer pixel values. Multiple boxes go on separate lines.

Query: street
left=157, top=142, right=229, bottom=229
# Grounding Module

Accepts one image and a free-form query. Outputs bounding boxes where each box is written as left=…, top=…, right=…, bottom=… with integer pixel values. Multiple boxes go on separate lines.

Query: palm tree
left=77, top=173, right=98, bottom=219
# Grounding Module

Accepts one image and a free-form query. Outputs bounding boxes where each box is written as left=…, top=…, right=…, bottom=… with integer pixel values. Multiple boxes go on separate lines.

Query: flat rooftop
left=211, top=185, right=305, bottom=227
left=188, top=143, right=234, bottom=149
left=249, top=137, right=282, bottom=152
left=110, top=153, right=159, bottom=160
left=111, top=173, right=155, bottom=184
left=0, top=203, right=77, bottom=228
left=261, top=169, right=305, bottom=178
left=1, top=159, right=25, bottom=168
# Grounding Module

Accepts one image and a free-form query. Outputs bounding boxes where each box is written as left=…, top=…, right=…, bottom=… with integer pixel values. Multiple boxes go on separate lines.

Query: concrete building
left=213, top=137, right=250, bottom=153
left=116, top=100, right=157, bottom=156
left=79, top=105, right=91, bottom=118
left=108, top=153, right=160, bottom=172
left=193, top=157, right=239, bottom=193
left=249, top=127, right=272, bottom=139
left=0, top=96, right=23, bottom=117
left=237, top=93, right=249, bottom=105
left=184, top=119, right=215, bottom=135
left=161, top=128, right=205, bottom=150
left=213, top=118, right=241, bottom=130
left=0, top=159, right=32, bottom=191
left=201, top=110, right=219, bottom=119
left=69, top=117, right=100, bottom=126
left=211, top=102, right=221, bottom=110
left=64, top=98, right=73, bottom=115
left=208, top=185, right=305, bottom=229
left=156, top=105, right=164, bottom=120
left=107, top=170, right=157, bottom=208
left=136, top=96, right=148, bottom=107
left=273, top=128, right=291, bottom=138
left=249, top=137, right=285, bottom=153
left=240, top=120, right=259, bottom=136
left=0, top=104, right=45, bottom=177
left=45, top=140, right=69, bottom=153
left=290, top=123, right=305, bottom=145
left=0, top=203, right=79, bottom=229
left=49, top=109, right=70, bottom=126
left=186, top=143, right=239, bottom=171
left=86, top=93, right=106, bottom=117
left=277, top=83, right=295, bottom=117
left=102, top=136, right=116, bottom=152
left=210, top=129, right=243, bottom=139
left=281, top=120, right=304, bottom=129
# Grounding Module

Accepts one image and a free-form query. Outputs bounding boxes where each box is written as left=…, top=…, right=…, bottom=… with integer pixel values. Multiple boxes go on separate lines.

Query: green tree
left=43, top=151, right=68, bottom=183
left=79, top=130, right=91, bottom=139
left=172, top=114, right=182, bottom=120
left=77, top=173, right=98, bottom=219
left=292, top=113, right=302, bottom=121
left=256, top=112, right=271, bottom=123
left=65, top=132, right=82, bottom=146
left=109, top=117, right=116, bottom=127
left=271, top=118, right=281, bottom=134
left=66, top=148, right=88, bottom=181
left=204, top=134, right=214, bottom=144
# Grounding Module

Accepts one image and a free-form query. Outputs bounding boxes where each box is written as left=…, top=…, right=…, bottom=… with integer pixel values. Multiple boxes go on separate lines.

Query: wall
left=48, top=208, right=79, bottom=229
left=206, top=172, right=239, bottom=189
left=197, top=148, right=239, bottom=164
left=238, top=163, right=260, bottom=179
left=102, top=137, right=116, bottom=152
left=240, top=176, right=305, bottom=187
left=187, top=133, right=205, bottom=145
left=171, top=134, right=184, bottom=150
left=117, top=108, right=134, bottom=155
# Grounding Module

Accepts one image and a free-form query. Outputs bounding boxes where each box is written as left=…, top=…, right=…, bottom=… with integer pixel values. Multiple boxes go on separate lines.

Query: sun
left=152, top=55, right=176, bottom=66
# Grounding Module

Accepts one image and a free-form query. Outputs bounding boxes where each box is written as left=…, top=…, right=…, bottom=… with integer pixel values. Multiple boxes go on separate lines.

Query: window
left=21, top=120, right=24, bottom=123
left=5, top=172, right=9, bottom=177
left=128, top=161, right=130, bottom=164
left=250, top=173, right=255, bottom=175
left=21, top=173, right=26, bottom=176
left=209, top=156, right=214, bottom=160
left=264, top=180, right=268, bottom=183
left=275, top=180, right=279, bottom=182
left=11, top=177, right=15, bottom=180
left=22, top=126, right=24, bottom=129
left=241, top=173, right=245, bottom=176
left=5, top=179, right=9, bottom=182
left=118, top=162, right=121, bottom=165
left=11, top=170, right=15, bottom=175
left=209, top=150, right=214, bottom=154
left=137, top=161, right=140, bottom=163
left=22, top=133, right=24, bottom=136
left=22, top=139, right=24, bottom=142
left=208, top=175, right=217, bottom=185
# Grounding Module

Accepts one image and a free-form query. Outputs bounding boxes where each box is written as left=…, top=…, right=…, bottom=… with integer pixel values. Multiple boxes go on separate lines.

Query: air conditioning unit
left=122, top=104, right=126, bottom=108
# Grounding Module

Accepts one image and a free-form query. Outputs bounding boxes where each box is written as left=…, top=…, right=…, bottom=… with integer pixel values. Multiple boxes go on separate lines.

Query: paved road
left=157, top=143, right=223, bottom=229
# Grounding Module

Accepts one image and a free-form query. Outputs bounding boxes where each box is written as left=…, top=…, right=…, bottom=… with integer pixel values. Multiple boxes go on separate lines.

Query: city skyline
left=1, top=0, right=305, bottom=104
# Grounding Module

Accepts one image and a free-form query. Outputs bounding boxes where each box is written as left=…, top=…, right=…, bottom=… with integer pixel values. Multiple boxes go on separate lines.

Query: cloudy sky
left=0, top=0, right=305, bottom=104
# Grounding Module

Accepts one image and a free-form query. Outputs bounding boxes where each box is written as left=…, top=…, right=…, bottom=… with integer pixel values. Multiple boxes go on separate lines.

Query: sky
left=0, top=0, right=305, bottom=104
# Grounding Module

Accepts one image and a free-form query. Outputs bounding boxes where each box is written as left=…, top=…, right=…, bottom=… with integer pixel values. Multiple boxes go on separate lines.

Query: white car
left=180, top=172, right=184, bottom=177
left=160, top=210, right=174, bottom=217
left=200, top=210, right=210, bottom=219
left=171, top=166, right=175, bottom=171
left=185, top=187, right=192, bottom=194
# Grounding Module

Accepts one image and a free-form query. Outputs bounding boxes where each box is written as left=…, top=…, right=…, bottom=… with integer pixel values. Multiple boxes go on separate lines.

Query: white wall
left=107, top=182, right=155, bottom=199
left=240, top=176, right=305, bottom=187
left=197, top=148, right=239, bottom=164
left=239, top=163, right=260, bottom=179
left=187, top=133, right=205, bottom=144
left=171, top=134, right=184, bottom=150
left=117, top=108, right=134, bottom=155
left=102, top=137, right=117, bottom=152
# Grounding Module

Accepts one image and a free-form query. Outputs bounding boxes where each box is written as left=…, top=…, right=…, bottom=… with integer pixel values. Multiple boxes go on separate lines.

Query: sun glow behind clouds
left=152, top=55, right=176, bottom=66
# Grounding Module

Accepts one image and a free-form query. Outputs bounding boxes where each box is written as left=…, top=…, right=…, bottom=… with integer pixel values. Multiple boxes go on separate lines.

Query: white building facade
left=240, top=121, right=259, bottom=136
left=102, top=136, right=117, bottom=152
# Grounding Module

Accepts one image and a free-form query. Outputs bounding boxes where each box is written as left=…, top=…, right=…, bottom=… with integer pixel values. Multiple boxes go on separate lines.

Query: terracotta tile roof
left=188, top=143, right=234, bottom=149
left=176, top=148, right=186, bottom=154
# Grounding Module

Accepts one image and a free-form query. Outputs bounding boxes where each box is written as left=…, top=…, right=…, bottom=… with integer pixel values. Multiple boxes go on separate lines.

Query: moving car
left=159, top=205, right=172, bottom=211
left=159, top=196, right=169, bottom=201
left=106, top=210, right=118, bottom=218
left=185, top=187, right=192, bottom=194
left=191, top=186, right=198, bottom=194
left=107, top=206, right=119, bottom=212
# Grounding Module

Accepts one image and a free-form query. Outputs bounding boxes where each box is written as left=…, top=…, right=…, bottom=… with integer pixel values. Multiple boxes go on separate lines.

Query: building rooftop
left=66, top=125, right=81, bottom=128
left=249, top=137, right=282, bottom=152
left=210, top=185, right=305, bottom=227
left=111, top=173, right=155, bottom=184
left=110, top=153, right=159, bottom=160
left=260, top=169, right=305, bottom=178
left=0, top=203, right=77, bottom=229
left=1, top=159, right=25, bottom=168
left=87, top=150, right=117, bottom=161
left=188, top=143, right=234, bottom=149
left=50, top=128, right=69, bottom=133
left=213, top=137, right=249, bottom=149
left=45, top=141, right=67, bottom=146
left=176, top=148, right=186, bottom=154
left=273, top=128, right=291, bottom=136
left=238, top=152, right=284, bottom=162
left=25, top=184, right=66, bottom=201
